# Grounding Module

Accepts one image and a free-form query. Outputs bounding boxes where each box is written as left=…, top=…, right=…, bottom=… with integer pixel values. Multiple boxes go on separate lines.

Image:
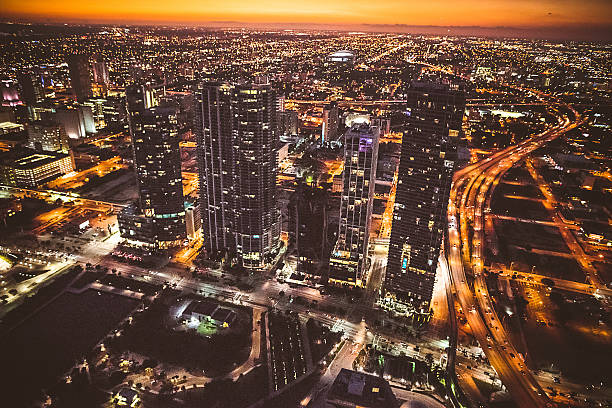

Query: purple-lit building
left=329, top=123, right=379, bottom=286
left=1, top=80, right=21, bottom=107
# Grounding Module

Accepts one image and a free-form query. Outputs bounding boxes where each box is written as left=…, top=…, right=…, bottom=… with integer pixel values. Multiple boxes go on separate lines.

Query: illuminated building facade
left=55, top=106, right=87, bottom=139
left=1, top=80, right=20, bottom=107
left=195, top=81, right=280, bottom=270
left=385, top=81, right=465, bottom=312
left=322, top=101, right=339, bottom=143
left=27, top=121, right=70, bottom=154
left=91, top=55, right=110, bottom=97
left=329, top=123, right=379, bottom=286
left=121, top=83, right=186, bottom=248
left=0, top=148, right=74, bottom=188
left=277, top=110, right=299, bottom=141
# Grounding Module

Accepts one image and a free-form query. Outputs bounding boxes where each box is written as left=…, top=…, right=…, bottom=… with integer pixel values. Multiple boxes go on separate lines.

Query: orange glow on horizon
left=3, top=0, right=611, bottom=28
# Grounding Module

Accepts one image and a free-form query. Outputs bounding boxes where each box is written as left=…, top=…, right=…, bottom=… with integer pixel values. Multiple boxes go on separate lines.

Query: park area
left=104, top=292, right=253, bottom=377
left=0, top=289, right=138, bottom=407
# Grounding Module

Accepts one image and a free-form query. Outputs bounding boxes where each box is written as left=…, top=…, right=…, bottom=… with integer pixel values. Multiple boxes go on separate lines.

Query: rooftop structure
left=0, top=148, right=74, bottom=188
left=182, top=300, right=237, bottom=328
left=328, top=50, right=355, bottom=64
left=327, top=368, right=399, bottom=408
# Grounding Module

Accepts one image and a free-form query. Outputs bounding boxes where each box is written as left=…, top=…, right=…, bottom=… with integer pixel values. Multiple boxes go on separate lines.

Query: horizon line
left=2, top=18, right=611, bottom=42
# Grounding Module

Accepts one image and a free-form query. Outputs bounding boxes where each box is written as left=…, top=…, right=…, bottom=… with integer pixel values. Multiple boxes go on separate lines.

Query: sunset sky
left=3, top=0, right=611, bottom=33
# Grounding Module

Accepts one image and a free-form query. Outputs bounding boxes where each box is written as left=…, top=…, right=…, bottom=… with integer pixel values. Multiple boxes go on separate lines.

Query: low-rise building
left=111, top=387, right=140, bottom=407
left=327, top=368, right=399, bottom=408
left=0, top=148, right=74, bottom=187
left=0, top=122, right=28, bottom=151
left=182, top=300, right=237, bottom=328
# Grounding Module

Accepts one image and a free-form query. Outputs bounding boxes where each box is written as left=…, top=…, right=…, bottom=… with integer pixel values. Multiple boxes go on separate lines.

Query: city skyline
left=2, top=0, right=612, bottom=41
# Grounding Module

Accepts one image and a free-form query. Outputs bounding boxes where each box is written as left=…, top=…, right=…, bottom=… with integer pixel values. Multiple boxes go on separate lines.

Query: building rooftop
left=184, top=300, right=219, bottom=317
left=327, top=368, right=399, bottom=408
left=0, top=122, right=24, bottom=133
left=0, top=148, right=70, bottom=169
left=210, top=307, right=236, bottom=324
left=330, top=50, right=354, bottom=58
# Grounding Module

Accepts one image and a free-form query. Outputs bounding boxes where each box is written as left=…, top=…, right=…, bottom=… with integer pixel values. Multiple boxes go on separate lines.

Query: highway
left=446, top=96, right=584, bottom=408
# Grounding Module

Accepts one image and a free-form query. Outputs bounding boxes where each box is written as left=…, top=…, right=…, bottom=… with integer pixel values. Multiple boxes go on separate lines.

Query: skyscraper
left=17, top=71, right=44, bottom=105
left=277, top=110, right=299, bottom=141
left=289, top=182, right=328, bottom=276
left=322, top=102, right=339, bottom=143
left=67, top=54, right=92, bottom=101
left=91, top=55, right=110, bottom=97
left=329, top=123, right=379, bottom=286
left=119, top=83, right=186, bottom=248
left=55, top=106, right=87, bottom=139
left=195, top=81, right=280, bottom=270
left=385, top=81, right=465, bottom=312
left=91, top=55, right=109, bottom=86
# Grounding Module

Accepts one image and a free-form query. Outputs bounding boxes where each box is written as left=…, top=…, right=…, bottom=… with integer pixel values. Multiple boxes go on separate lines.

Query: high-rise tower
left=322, top=102, right=339, bottom=143
left=119, top=83, right=186, bottom=248
left=385, top=81, right=465, bottom=312
left=67, top=54, right=92, bottom=102
left=329, top=123, right=379, bottom=286
left=195, top=81, right=280, bottom=270
left=91, top=55, right=110, bottom=97
left=17, top=71, right=44, bottom=105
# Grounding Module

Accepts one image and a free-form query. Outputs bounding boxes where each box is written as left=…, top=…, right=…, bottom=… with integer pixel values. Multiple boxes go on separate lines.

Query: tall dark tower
left=385, top=81, right=465, bottom=312
left=92, top=55, right=110, bottom=86
left=91, top=55, right=110, bottom=96
left=17, top=71, right=44, bottom=105
left=67, top=54, right=92, bottom=101
left=322, top=102, right=339, bottom=143
left=124, top=83, right=186, bottom=248
left=195, top=81, right=280, bottom=270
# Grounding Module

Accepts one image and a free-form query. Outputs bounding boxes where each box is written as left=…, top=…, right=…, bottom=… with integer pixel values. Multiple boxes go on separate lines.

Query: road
left=46, top=157, right=125, bottom=191
left=493, top=266, right=612, bottom=298
left=489, top=213, right=580, bottom=230
left=446, top=96, right=584, bottom=407
left=363, top=244, right=388, bottom=305
left=525, top=159, right=608, bottom=294
left=0, top=185, right=125, bottom=212
left=302, top=319, right=369, bottom=408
